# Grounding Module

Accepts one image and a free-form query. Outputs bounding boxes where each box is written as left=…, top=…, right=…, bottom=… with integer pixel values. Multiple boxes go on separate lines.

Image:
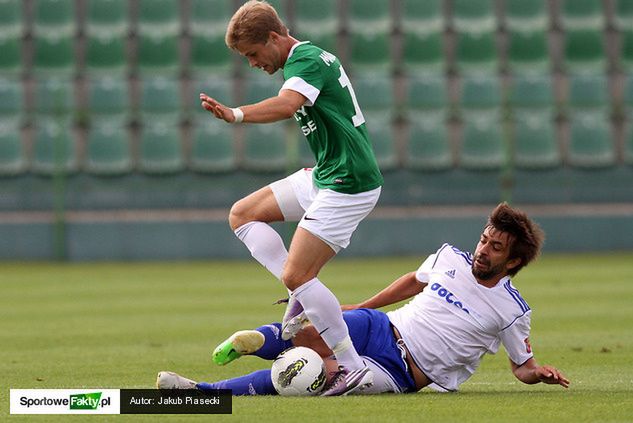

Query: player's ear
left=268, top=31, right=280, bottom=44
left=506, top=257, right=521, bottom=273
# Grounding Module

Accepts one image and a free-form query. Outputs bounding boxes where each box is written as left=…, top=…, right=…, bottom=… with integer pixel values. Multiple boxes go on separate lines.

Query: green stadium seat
left=406, top=116, right=452, bottom=171
left=296, top=31, right=339, bottom=56
left=365, top=112, right=397, bottom=171
left=85, top=120, right=132, bottom=175
left=189, top=31, right=232, bottom=75
left=459, top=113, right=506, bottom=170
left=401, top=0, right=443, bottom=33
left=33, top=77, right=74, bottom=116
left=294, top=135, right=314, bottom=168
left=353, top=74, right=394, bottom=114
left=139, top=121, right=184, bottom=174
left=508, top=73, right=555, bottom=115
left=506, top=29, right=550, bottom=74
left=0, top=121, right=25, bottom=176
left=86, top=0, right=127, bottom=35
left=454, top=30, right=498, bottom=75
left=560, top=0, right=604, bottom=30
left=137, top=32, right=180, bottom=74
left=349, top=0, right=391, bottom=33
left=189, top=118, right=236, bottom=173
left=295, top=0, right=338, bottom=36
left=563, top=28, right=606, bottom=72
left=138, top=0, right=180, bottom=35
left=87, top=76, right=129, bottom=122
left=568, top=110, right=615, bottom=168
left=140, top=76, right=181, bottom=123
left=33, top=0, right=75, bottom=34
left=243, top=122, right=287, bottom=172
left=348, top=31, right=391, bottom=74
left=405, top=73, right=448, bottom=120
left=244, top=75, right=282, bottom=104
left=265, top=0, right=287, bottom=23
left=0, top=34, right=20, bottom=74
left=452, top=0, right=495, bottom=32
left=567, top=73, right=608, bottom=110
left=620, top=29, right=633, bottom=71
left=190, top=0, right=233, bottom=33
left=0, top=76, right=24, bottom=125
left=512, top=111, right=560, bottom=169
left=31, top=118, right=77, bottom=175
left=459, top=74, right=502, bottom=111
left=84, top=33, right=126, bottom=75
left=32, top=32, right=75, bottom=75
left=0, top=0, right=22, bottom=37
left=614, top=0, right=633, bottom=30
left=505, top=0, right=548, bottom=31
left=401, top=30, right=444, bottom=75
left=191, top=77, right=233, bottom=118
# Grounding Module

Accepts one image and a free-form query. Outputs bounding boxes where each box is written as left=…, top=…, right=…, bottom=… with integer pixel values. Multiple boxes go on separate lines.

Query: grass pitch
left=2, top=253, right=633, bottom=422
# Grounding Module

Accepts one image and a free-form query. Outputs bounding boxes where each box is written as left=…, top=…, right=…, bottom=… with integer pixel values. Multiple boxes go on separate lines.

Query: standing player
left=158, top=203, right=570, bottom=395
left=199, top=1, right=383, bottom=395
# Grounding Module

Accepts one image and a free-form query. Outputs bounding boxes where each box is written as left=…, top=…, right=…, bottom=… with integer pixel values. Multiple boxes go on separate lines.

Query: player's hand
left=199, top=93, right=236, bottom=123
left=535, top=365, right=570, bottom=388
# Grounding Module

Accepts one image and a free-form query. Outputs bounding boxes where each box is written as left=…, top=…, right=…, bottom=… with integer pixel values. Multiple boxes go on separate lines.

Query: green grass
left=2, top=254, right=633, bottom=422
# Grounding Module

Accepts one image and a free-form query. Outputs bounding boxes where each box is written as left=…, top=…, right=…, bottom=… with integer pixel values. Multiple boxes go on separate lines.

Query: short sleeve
left=282, top=56, right=324, bottom=106
left=500, top=311, right=533, bottom=365
left=415, top=254, right=437, bottom=284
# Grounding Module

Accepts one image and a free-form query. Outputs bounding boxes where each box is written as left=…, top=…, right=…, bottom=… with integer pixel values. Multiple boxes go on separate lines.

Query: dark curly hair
left=486, top=202, right=545, bottom=276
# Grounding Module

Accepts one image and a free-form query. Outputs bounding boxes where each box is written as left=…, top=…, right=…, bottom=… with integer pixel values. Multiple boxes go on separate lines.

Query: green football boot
left=212, top=330, right=265, bottom=366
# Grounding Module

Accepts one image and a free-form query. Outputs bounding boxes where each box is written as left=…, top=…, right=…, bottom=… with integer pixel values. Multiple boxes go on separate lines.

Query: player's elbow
left=278, top=103, right=298, bottom=120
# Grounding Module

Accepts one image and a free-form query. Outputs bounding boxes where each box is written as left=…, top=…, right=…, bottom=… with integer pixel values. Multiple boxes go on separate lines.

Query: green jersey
left=282, top=42, right=383, bottom=194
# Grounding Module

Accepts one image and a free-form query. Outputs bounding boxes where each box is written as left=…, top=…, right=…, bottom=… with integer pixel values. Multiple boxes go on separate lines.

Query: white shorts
left=269, top=168, right=381, bottom=253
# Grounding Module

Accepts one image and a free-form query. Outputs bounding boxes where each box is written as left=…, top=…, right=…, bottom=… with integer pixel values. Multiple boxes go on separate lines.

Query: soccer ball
left=270, top=346, right=327, bottom=396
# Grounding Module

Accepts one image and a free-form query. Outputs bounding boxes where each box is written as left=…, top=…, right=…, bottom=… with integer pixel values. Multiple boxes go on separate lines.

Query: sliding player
left=158, top=203, right=570, bottom=395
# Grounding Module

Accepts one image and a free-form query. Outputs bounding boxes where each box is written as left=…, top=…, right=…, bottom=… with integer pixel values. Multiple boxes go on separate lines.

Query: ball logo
left=308, top=368, right=326, bottom=393
left=277, top=358, right=308, bottom=388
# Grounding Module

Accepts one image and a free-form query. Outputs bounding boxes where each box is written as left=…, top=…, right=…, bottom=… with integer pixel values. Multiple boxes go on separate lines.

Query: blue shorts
left=343, top=308, right=417, bottom=393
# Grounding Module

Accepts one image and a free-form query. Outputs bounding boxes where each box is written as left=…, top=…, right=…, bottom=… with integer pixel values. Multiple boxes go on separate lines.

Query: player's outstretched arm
left=510, top=358, right=570, bottom=388
left=200, top=90, right=306, bottom=124
left=342, top=271, right=426, bottom=311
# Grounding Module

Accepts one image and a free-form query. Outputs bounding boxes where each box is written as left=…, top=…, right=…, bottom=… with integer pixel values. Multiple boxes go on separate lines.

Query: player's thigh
left=229, top=186, right=284, bottom=229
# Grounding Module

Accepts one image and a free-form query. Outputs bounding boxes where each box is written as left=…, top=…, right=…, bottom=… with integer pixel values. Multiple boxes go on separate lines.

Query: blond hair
left=225, top=0, right=288, bottom=49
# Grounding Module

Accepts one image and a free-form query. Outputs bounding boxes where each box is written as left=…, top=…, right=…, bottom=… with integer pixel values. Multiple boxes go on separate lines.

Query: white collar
left=287, top=41, right=310, bottom=60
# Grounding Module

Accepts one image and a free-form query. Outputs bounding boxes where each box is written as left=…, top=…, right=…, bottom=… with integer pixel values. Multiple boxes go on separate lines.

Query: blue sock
left=196, top=369, right=277, bottom=396
left=253, top=323, right=292, bottom=360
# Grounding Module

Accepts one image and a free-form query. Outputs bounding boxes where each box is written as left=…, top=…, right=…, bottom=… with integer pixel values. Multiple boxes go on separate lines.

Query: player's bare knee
left=228, top=199, right=251, bottom=230
left=281, top=268, right=311, bottom=291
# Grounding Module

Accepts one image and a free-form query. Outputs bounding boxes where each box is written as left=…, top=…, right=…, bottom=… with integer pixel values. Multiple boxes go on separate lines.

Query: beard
left=471, top=254, right=506, bottom=281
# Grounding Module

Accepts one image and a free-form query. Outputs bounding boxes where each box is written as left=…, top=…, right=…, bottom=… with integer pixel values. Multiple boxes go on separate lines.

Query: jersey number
left=338, top=67, right=365, bottom=127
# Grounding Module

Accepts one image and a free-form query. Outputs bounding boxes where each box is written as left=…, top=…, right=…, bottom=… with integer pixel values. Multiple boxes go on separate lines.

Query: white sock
left=292, top=278, right=365, bottom=370
left=234, top=221, right=288, bottom=282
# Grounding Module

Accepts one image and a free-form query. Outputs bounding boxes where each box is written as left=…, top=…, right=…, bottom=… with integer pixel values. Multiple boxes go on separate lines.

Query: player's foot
left=320, top=365, right=374, bottom=396
left=281, top=311, right=310, bottom=340
left=156, top=371, right=197, bottom=389
left=212, top=330, right=265, bottom=366
left=281, top=295, right=305, bottom=340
